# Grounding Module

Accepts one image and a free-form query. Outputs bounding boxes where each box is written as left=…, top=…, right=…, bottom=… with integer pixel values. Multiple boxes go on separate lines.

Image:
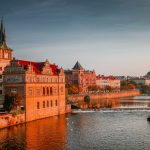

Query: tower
left=0, top=18, right=13, bottom=106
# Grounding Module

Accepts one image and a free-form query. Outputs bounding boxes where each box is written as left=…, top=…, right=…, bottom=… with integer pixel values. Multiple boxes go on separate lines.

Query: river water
left=0, top=96, right=150, bottom=150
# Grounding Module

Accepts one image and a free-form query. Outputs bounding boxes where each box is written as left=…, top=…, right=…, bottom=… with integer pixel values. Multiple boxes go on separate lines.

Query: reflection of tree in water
left=88, top=99, right=120, bottom=108
left=0, top=124, right=26, bottom=150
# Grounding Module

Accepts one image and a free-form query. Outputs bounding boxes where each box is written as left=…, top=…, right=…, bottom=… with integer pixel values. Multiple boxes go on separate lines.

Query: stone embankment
left=0, top=113, right=25, bottom=129
left=68, top=90, right=140, bottom=102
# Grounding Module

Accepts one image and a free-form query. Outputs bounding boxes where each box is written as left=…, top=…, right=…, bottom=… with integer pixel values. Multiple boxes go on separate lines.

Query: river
left=0, top=96, right=150, bottom=150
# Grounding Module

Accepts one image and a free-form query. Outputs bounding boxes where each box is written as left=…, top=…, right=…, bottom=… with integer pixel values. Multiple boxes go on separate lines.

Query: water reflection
left=26, top=115, right=67, bottom=150
left=0, top=115, right=68, bottom=150
left=0, top=124, right=26, bottom=150
left=78, top=97, right=150, bottom=108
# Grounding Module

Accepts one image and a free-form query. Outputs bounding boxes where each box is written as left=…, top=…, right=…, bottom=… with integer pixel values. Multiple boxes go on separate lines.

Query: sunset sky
left=1, top=0, right=150, bottom=76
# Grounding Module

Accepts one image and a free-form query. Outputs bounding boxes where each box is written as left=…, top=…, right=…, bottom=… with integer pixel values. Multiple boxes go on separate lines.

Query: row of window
left=28, top=86, right=64, bottom=96
left=37, top=100, right=57, bottom=109
left=26, top=76, right=64, bottom=83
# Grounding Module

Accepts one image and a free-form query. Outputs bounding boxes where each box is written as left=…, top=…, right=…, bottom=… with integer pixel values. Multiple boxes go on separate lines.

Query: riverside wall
left=68, top=90, right=140, bottom=103
left=0, top=113, right=25, bottom=129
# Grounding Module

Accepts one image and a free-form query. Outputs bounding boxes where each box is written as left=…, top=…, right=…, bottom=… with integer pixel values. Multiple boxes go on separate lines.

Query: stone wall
left=65, top=104, right=71, bottom=113
left=68, top=90, right=140, bottom=102
left=0, top=113, right=25, bottom=129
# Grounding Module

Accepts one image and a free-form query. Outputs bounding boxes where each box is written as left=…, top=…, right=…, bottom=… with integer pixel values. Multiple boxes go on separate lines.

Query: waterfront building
left=65, top=61, right=96, bottom=92
left=131, top=77, right=150, bottom=86
left=96, top=75, right=120, bottom=89
left=3, top=58, right=66, bottom=121
left=0, top=20, right=12, bottom=106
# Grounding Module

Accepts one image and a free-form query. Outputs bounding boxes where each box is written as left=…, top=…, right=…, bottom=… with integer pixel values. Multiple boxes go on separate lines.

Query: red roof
left=18, top=60, right=59, bottom=75
left=96, top=75, right=117, bottom=80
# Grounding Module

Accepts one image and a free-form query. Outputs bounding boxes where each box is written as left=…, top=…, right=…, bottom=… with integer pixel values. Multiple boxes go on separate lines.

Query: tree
left=3, top=93, right=22, bottom=112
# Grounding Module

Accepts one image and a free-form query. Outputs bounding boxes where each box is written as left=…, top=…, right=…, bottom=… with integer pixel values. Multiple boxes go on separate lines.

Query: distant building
left=0, top=19, right=13, bottom=106
left=131, top=77, right=150, bottom=86
left=65, top=61, right=96, bottom=92
left=3, top=58, right=66, bottom=121
left=96, top=75, right=120, bottom=89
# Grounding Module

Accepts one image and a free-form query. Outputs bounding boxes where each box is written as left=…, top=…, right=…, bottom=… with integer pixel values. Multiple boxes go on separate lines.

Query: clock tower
left=0, top=19, right=13, bottom=107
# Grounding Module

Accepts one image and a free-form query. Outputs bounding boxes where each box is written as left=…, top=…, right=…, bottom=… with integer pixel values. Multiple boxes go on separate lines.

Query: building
left=3, top=58, right=66, bottom=122
left=65, top=61, right=96, bottom=92
left=131, top=77, right=150, bottom=86
left=0, top=20, right=12, bottom=106
left=96, top=75, right=120, bottom=89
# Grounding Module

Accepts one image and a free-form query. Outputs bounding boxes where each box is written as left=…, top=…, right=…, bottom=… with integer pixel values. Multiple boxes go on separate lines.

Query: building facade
left=3, top=58, right=66, bottom=122
left=131, top=78, right=150, bottom=86
left=96, top=75, right=120, bottom=89
left=65, top=61, right=96, bottom=92
left=0, top=20, right=12, bottom=106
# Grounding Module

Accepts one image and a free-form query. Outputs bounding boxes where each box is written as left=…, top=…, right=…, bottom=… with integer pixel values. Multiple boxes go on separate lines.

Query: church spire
left=0, top=18, right=8, bottom=49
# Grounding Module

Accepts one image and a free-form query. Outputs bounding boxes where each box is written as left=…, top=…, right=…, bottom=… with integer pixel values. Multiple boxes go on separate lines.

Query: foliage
left=3, top=93, right=22, bottom=112
left=104, top=85, right=113, bottom=92
left=120, top=80, right=137, bottom=90
left=88, top=85, right=101, bottom=92
left=66, top=84, right=83, bottom=94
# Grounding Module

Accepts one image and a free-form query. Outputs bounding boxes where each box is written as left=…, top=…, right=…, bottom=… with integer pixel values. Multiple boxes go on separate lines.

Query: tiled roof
left=97, top=75, right=117, bottom=80
left=18, top=60, right=59, bottom=75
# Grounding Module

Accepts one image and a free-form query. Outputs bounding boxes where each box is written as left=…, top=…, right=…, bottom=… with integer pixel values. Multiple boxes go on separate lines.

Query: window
left=47, top=87, right=49, bottom=96
left=11, top=88, right=17, bottom=94
left=43, top=87, right=45, bottom=96
left=0, top=83, right=2, bottom=87
left=28, top=88, right=32, bottom=96
left=43, top=101, right=45, bottom=108
left=0, top=90, right=2, bottom=95
left=50, top=87, right=53, bottom=95
left=60, top=87, right=64, bottom=92
left=51, top=100, right=53, bottom=107
left=36, top=89, right=40, bottom=96
left=55, top=100, right=57, bottom=106
left=47, top=101, right=49, bottom=107
left=37, top=102, right=40, bottom=109
left=0, top=75, right=2, bottom=79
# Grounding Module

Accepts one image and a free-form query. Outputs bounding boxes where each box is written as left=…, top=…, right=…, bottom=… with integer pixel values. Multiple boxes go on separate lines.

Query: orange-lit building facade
left=0, top=20, right=12, bottom=106
left=65, top=61, right=96, bottom=92
left=96, top=75, right=120, bottom=89
left=3, top=58, right=66, bottom=122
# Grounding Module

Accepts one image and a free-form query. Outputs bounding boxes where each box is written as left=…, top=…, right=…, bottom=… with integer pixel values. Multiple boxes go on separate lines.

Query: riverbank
left=68, top=90, right=140, bottom=102
left=0, top=104, right=71, bottom=129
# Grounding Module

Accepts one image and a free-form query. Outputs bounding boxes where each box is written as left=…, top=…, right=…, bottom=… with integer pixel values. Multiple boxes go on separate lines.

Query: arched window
left=55, top=100, right=57, bottom=106
left=37, top=102, right=40, bottom=109
left=43, top=87, right=45, bottom=96
left=47, top=100, right=49, bottom=107
left=47, top=87, right=49, bottom=96
left=43, top=101, right=45, bottom=108
left=50, top=87, right=53, bottom=95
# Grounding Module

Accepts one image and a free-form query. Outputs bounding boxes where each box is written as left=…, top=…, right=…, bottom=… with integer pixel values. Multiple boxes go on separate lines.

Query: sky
left=0, top=0, right=150, bottom=76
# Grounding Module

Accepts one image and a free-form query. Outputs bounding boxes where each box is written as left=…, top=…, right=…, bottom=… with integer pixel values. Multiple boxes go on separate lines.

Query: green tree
left=3, top=93, right=22, bottom=112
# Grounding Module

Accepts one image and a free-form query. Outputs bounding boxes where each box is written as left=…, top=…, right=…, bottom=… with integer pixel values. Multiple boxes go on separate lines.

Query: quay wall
left=0, top=113, right=25, bottom=129
left=68, top=90, right=140, bottom=102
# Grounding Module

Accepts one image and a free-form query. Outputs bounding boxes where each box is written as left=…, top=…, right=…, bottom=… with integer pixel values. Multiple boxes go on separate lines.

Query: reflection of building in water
left=78, top=99, right=121, bottom=108
left=0, top=125, right=26, bottom=149
left=26, top=115, right=67, bottom=149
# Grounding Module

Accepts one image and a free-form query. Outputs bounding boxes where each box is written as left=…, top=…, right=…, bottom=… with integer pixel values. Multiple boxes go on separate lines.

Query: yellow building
left=3, top=58, right=67, bottom=121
